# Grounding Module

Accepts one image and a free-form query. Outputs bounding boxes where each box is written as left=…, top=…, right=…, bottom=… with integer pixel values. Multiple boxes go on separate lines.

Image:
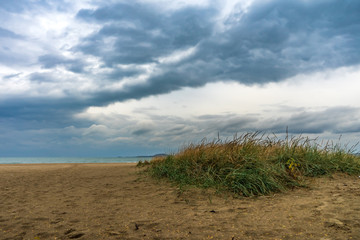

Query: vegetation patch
left=138, top=132, right=360, bottom=196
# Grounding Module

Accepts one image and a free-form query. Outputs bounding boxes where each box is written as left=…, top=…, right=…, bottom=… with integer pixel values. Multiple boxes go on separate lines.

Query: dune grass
left=138, top=132, right=360, bottom=196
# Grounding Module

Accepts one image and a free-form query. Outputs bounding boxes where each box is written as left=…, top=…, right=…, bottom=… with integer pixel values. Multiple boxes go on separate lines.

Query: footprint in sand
left=131, top=220, right=161, bottom=232
left=64, top=228, right=85, bottom=239
left=324, top=218, right=350, bottom=231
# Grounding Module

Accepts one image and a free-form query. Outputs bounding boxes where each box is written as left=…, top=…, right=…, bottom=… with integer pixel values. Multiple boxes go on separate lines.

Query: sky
left=1, top=0, right=360, bottom=157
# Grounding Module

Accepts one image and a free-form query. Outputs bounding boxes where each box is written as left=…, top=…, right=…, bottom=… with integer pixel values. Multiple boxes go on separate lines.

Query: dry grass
left=139, top=132, right=360, bottom=196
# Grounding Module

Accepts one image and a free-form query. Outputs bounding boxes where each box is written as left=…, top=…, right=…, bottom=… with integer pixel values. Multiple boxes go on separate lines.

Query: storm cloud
left=38, top=54, right=87, bottom=73
left=73, top=0, right=360, bottom=103
left=1, top=0, right=360, bottom=156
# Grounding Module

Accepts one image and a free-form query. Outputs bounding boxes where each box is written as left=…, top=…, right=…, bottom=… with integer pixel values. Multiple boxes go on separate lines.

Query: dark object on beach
left=68, top=233, right=85, bottom=239
left=135, top=223, right=139, bottom=230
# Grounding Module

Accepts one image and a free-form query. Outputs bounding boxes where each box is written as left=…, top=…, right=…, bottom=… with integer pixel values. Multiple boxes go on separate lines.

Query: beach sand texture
left=0, top=163, right=360, bottom=240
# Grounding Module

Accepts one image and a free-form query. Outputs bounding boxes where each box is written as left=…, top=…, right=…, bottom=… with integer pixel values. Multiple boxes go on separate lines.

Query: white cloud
left=81, top=64, right=360, bottom=119
left=72, top=66, right=360, bottom=154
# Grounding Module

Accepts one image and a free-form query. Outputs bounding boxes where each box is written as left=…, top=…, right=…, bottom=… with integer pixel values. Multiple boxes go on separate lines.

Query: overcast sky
left=1, top=0, right=360, bottom=157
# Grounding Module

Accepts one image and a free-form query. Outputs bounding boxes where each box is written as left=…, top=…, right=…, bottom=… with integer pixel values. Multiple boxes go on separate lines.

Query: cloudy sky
left=1, top=0, right=360, bottom=157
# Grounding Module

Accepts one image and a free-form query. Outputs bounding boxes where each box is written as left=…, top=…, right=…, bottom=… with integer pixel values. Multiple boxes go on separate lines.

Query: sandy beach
left=0, top=163, right=359, bottom=240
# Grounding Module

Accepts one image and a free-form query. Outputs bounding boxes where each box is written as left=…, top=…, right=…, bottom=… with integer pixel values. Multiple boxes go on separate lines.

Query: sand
left=0, top=163, right=359, bottom=240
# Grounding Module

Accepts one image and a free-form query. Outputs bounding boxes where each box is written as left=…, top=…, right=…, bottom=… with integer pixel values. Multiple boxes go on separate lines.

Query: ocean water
left=0, top=157, right=153, bottom=164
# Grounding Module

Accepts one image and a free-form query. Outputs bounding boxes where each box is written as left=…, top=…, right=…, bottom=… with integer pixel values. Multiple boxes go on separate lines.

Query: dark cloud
left=189, top=107, right=360, bottom=137
left=0, top=0, right=66, bottom=13
left=195, top=114, right=258, bottom=135
left=76, top=2, right=215, bottom=67
left=71, top=0, right=360, bottom=104
left=0, top=39, right=29, bottom=66
left=0, top=97, right=92, bottom=131
left=3, top=73, right=22, bottom=79
left=218, top=117, right=259, bottom=135
left=29, top=72, right=57, bottom=82
left=191, top=0, right=360, bottom=83
left=264, top=107, right=360, bottom=134
left=132, top=128, right=152, bottom=136
left=76, top=2, right=161, bottom=27
left=0, top=27, right=22, bottom=39
left=38, top=54, right=86, bottom=73
left=106, top=68, right=143, bottom=81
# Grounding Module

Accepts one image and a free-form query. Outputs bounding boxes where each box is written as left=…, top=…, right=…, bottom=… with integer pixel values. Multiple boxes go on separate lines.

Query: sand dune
left=0, top=163, right=359, bottom=239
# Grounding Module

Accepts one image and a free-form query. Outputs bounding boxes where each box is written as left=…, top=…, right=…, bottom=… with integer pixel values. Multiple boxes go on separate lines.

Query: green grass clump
left=139, top=132, right=360, bottom=196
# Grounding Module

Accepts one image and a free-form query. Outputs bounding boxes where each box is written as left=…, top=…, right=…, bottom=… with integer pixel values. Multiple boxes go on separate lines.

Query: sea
left=0, top=157, right=153, bottom=164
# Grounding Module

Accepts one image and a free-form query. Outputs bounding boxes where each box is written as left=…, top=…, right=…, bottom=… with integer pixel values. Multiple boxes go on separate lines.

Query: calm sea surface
left=0, top=157, right=153, bottom=164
